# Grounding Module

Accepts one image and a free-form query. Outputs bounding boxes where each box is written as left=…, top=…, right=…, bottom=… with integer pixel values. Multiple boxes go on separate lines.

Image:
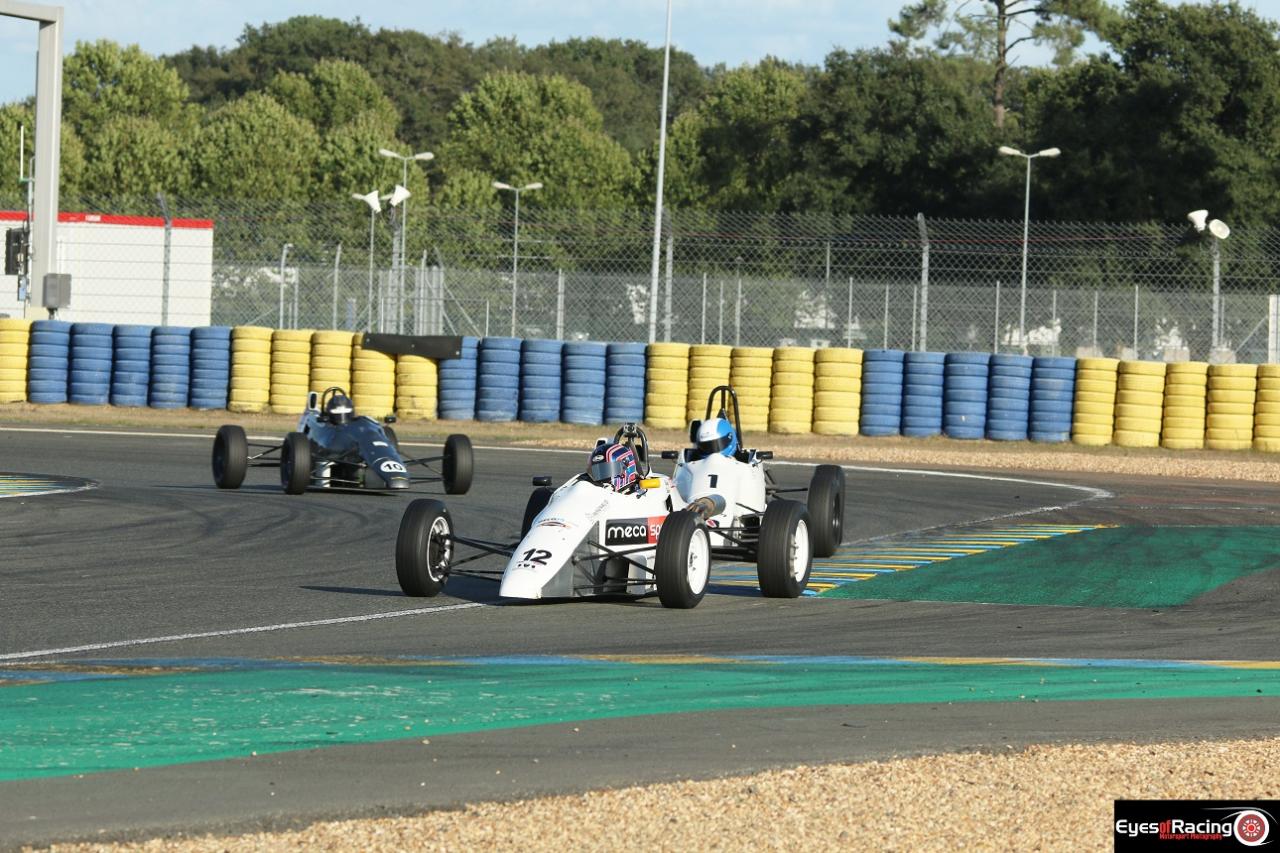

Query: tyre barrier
left=1029, top=356, right=1076, bottom=443
left=228, top=325, right=272, bottom=413
left=901, top=351, right=944, bottom=438
left=0, top=317, right=32, bottom=403
left=860, top=348, right=905, bottom=436
left=438, top=336, right=478, bottom=421
left=519, top=339, right=563, bottom=424
left=26, top=319, right=71, bottom=404
left=943, top=351, right=989, bottom=440
left=1072, top=357, right=1119, bottom=446
left=769, top=347, right=816, bottom=434
left=476, top=336, right=521, bottom=422
left=351, top=335, right=396, bottom=419
left=110, top=325, right=153, bottom=408
left=812, top=347, right=862, bottom=436
left=645, top=342, right=690, bottom=429
left=148, top=326, right=192, bottom=409
left=1161, top=361, right=1208, bottom=450
left=189, top=325, right=231, bottom=410
left=310, top=330, right=354, bottom=399
left=605, top=342, right=645, bottom=424
left=395, top=353, right=438, bottom=420
left=686, top=344, right=732, bottom=423
left=1254, top=364, right=1280, bottom=453
left=561, top=341, right=606, bottom=425
left=1205, top=363, right=1256, bottom=451
left=1112, top=360, right=1166, bottom=448
left=730, top=346, right=772, bottom=432
left=985, top=353, right=1033, bottom=441
left=69, top=322, right=114, bottom=405
left=269, top=329, right=313, bottom=414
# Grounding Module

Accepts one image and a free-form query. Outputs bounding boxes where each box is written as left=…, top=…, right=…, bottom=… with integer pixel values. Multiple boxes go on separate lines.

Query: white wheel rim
left=428, top=516, right=452, bottom=581
left=687, top=528, right=710, bottom=594
left=790, top=519, right=810, bottom=581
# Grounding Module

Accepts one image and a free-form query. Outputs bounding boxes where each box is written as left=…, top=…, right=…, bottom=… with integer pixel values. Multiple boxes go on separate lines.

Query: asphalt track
left=1, top=426, right=1279, bottom=847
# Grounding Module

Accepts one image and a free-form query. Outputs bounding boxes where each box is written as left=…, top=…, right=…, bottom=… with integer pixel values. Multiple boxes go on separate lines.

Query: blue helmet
left=694, top=418, right=737, bottom=458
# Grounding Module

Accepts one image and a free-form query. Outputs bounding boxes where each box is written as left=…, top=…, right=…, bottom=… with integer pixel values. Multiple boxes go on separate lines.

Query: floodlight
left=998, top=146, right=1023, bottom=157
left=1208, top=219, right=1230, bottom=240
left=524, top=182, right=544, bottom=191
left=1037, top=147, right=1061, bottom=158
left=414, top=151, right=435, bottom=162
left=493, top=181, right=512, bottom=190
left=351, top=190, right=380, bottom=213
left=378, top=148, right=399, bottom=159
left=1187, top=209, right=1209, bottom=232
left=388, top=184, right=411, bottom=207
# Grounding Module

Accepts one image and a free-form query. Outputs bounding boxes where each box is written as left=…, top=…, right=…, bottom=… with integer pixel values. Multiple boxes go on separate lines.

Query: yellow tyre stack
left=685, top=344, right=732, bottom=423
left=269, top=329, right=314, bottom=414
left=350, top=337, right=396, bottom=419
left=1111, top=360, right=1166, bottom=448
left=1160, top=362, right=1208, bottom=450
left=1205, top=363, right=1257, bottom=450
left=228, top=325, right=272, bottom=413
left=1071, top=357, right=1120, bottom=446
left=0, top=317, right=32, bottom=403
left=310, top=330, right=355, bottom=398
left=395, top=354, right=438, bottom=420
left=1253, top=364, right=1280, bottom=453
left=812, top=348, right=862, bottom=436
left=644, top=343, right=690, bottom=429
left=769, top=347, right=816, bottom=434
left=730, top=346, right=773, bottom=432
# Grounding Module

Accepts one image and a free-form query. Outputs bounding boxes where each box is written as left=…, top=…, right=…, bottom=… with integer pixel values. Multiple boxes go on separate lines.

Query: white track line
left=0, top=603, right=483, bottom=662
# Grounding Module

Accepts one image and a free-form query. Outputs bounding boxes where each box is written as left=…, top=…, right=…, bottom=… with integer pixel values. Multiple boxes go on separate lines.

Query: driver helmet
left=325, top=392, right=355, bottom=425
left=695, top=418, right=737, bottom=458
left=588, top=443, right=639, bottom=492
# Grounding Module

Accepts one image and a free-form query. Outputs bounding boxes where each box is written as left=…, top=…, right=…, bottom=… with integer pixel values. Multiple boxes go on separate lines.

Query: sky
left=0, top=0, right=1275, bottom=106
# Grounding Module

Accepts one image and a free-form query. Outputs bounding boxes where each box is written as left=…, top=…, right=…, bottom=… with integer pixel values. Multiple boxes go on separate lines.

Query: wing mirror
left=384, top=414, right=398, bottom=424
left=660, top=450, right=678, bottom=460
left=639, top=477, right=662, bottom=489
left=532, top=475, right=552, bottom=487
left=756, top=451, right=774, bottom=460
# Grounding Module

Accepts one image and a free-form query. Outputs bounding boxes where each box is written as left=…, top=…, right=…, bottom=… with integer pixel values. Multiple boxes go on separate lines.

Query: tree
left=267, top=59, right=399, bottom=135
left=64, top=40, right=197, bottom=137
left=189, top=92, right=320, bottom=198
left=0, top=103, right=85, bottom=203
left=890, top=0, right=1119, bottom=127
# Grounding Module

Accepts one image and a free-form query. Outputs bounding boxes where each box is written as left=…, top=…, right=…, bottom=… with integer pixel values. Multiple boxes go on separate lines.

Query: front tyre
left=757, top=500, right=812, bottom=598
left=520, top=487, right=554, bottom=538
left=442, top=434, right=474, bottom=495
left=654, top=510, right=711, bottom=609
left=807, top=464, right=846, bottom=558
left=212, top=425, right=248, bottom=489
left=280, top=432, right=312, bottom=495
left=383, top=425, right=401, bottom=454
left=396, top=499, right=453, bottom=597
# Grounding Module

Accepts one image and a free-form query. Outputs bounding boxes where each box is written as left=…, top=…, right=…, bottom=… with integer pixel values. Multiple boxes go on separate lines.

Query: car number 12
left=521, top=548, right=551, bottom=565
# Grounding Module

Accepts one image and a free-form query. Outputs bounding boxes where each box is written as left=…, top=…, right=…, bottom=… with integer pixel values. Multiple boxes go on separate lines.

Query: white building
left=0, top=210, right=214, bottom=326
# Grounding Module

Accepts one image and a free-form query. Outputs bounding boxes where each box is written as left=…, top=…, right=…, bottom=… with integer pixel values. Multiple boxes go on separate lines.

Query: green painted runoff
left=822, top=526, right=1280, bottom=608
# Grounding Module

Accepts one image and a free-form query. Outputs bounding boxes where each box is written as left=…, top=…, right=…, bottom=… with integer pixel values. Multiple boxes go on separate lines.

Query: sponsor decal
left=604, top=516, right=665, bottom=546
left=1115, top=801, right=1276, bottom=849
left=537, top=518, right=572, bottom=529
left=379, top=460, right=408, bottom=474
left=373, top=441, right=388, bottom=447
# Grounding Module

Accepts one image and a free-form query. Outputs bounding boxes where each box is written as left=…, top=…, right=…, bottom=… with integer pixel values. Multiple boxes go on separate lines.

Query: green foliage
left=268, top=59, right=399, bottom=135
left=0, top=103, right=85, bottom=199
left=189, top=92, right=320, bottom=199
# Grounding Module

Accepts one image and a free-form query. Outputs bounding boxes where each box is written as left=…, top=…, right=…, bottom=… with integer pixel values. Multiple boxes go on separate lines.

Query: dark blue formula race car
left=212, top=386, right=473, bottom=495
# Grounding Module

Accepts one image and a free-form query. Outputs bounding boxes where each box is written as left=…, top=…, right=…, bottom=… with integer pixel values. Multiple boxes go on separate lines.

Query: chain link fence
left=6, top=196, right=1279, bottom=362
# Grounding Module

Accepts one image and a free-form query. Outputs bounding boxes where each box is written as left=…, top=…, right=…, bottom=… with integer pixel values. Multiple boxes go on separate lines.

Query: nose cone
left=385, top=476, right=410, bottom=490
left=499, top=568, right=544, bottom=599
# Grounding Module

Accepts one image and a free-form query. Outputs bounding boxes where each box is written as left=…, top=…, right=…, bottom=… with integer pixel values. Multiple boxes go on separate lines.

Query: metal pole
left=647, top=0, right=674, bottom=344
left=29, top=8, right=63, bottom=317
left=1092, top=290, right=1099, bottom=352
left=400, top=160, right=409, bottom=337
left=1133, top=283, right=1139, bottom=354
left=994, top=280, right=1001, bottom=353
left=510, top=188, right=520, bottom=337
left=555, top=269, right=565, bottom=340
left=718, top=278, right=724, bottom=345
left=1051, top=287, right=1057, bottom=357
left=734, top=267, right=742, bottom=347
left=366, top=212, right=375, bottom=331
left=910, top=285, right=917, bottom=351
left=156, top=192, right=172, bottom=326
left=882, top=282, right=889, bottom=349
left=278, top=243, right=291, bottom=329
left=916, top=213, right=929, bottom=351
left=1211, top=238, right=1221, bottom=351
left=663, top=231, right=674, bottom=342
left=1019, top=155, right=1032, bottom=355
left=846, top=277, right=853, bottom=348
left=484, top=300, right=490, bottom=338
left=331, top=243, right=342, bottom=329
left=700, top=272, right=707, bottom=344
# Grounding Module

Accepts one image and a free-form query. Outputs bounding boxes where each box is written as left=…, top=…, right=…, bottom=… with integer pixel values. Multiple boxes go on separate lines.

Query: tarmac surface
left=1, top=426, right=1278, bottom=847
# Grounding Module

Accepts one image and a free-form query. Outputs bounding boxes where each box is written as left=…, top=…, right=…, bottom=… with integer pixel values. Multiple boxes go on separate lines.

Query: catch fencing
left=4, top=197, right=1279, bottom=362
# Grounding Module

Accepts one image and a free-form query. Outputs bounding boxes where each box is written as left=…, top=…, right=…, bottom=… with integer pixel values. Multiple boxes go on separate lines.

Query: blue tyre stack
left=189, top=326, right=232, bottom=409
left=110, top=325, right=152, bottom=407
left=27, top=320, right=72, bottom=403
left=519, top=339, right=563, bottom=423
left=476, top=336, right=521, bottom=422
left=562, top=342, right=607, bottom=425
left=943, top=352, right=991, bottom=440
left=859, top=349, right=906, bottom=436
left=605, top=342, right=646, bottom=424
left=1029, top=356, right=1077, bottom=443
left=437, top=336, right=478, bottom=421
left=69, top=323, right=114, bottom=405
left=901, top=351, right=945, bottom=437
left=149, top=326, right=192, bottom=409
left=986, top=353, right=1033, bottom=440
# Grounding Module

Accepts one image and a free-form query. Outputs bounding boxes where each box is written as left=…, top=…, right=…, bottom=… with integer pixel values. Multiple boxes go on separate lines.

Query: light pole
left=352, top=190, right=381, bottom=330
left=377, top=185, right=411, bottom=333
left=277, top=242, right=293, bottom=329
left=379, top=149, right=433, bottom=329
left=648, top=0, right=674, bottom=344
left=493, top=181, right=543, bottom=337
left=1187, top=209, right=1231, bottom=352
left=998, top=145, right=1060, bottom=354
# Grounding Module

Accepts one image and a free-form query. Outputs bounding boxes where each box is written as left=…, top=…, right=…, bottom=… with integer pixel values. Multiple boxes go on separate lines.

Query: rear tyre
left=757, top=500, right=812, bottom=598
left=806, top=464, right=846, bottom=558
left=520, top=487, right=554, bottom=538
left=654, top=510, right=711, bottom=609
left=212, top=425, right=248, bottom=489
left=396, top=499, right=453, bottom=597
left=280, top=432, right=312, bottom=495
left=443, top=434, right=474, bottom=495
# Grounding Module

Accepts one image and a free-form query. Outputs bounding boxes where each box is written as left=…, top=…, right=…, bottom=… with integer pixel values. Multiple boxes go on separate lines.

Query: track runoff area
left=1, top=425, right=1278, bottom=845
